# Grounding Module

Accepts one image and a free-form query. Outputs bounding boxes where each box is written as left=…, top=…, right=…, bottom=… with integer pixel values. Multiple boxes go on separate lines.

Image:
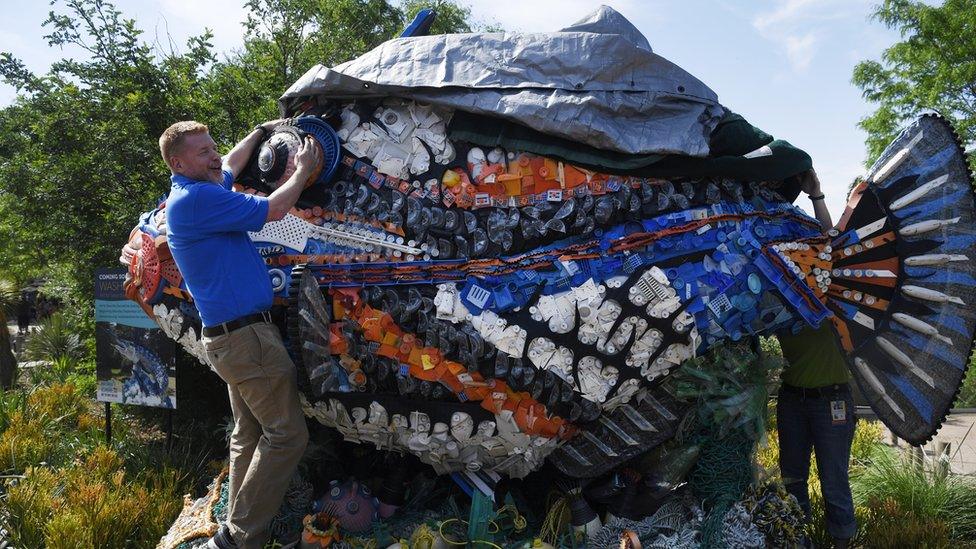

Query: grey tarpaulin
left=278, top=6, right=724, bottom=157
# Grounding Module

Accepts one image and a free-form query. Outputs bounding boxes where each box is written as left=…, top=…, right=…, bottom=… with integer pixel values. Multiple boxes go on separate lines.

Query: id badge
left=831, top=400, right=847, bottom=424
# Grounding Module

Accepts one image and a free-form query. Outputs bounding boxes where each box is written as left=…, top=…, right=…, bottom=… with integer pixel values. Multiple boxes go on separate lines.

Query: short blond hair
left=159, top=121, right=209, bottom=169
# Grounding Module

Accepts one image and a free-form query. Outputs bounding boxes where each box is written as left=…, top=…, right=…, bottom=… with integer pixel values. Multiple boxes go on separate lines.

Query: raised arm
left=800, top=169, right=833, bottom=231
left=223, top=119, right=283, bottom=179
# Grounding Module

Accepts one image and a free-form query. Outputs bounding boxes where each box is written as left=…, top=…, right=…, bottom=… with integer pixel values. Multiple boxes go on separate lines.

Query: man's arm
left=266, top=135, right=323, bottom=222
left=800, top=169, right=833, bottom=231
left=223, top=119, right=283, bottom=179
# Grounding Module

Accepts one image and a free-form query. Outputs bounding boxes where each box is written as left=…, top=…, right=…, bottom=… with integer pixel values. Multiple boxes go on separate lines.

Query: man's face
left=170, top=131, right=223, bottom=183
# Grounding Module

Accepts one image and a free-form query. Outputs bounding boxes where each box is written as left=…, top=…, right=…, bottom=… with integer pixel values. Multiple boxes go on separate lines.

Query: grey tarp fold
left=278, top=6, right=724, bottom=157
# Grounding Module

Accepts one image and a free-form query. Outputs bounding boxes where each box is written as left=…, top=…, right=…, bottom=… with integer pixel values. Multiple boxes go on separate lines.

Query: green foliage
left=0, top=278, right=16, bottom=314
left=0, top=379, right=219, bottom=547
left=3, top=446, right=185, bottom=549
left=61, top=358, right=98, bottom=396
left=0, top=382, right=96, bottom=473
left=243, top=0, right=403, bottom=96
left=0, top=278, right=17, bottom=388
left=852, top=448, right=976, bottom=542
left=762, top=433, right=976, bottom=548
left=859, top=497, right=951, bottom=548
left=852, top=0, right=976, bottom=168
left=25, top=312, right=85, bottom=363
left=0, top=0, right=221, bottom=304
left=955, top=351, right=976, bottom=407
left=0, top=0, right=484, bottom=324
left=403, top=0, right=472, bottom=34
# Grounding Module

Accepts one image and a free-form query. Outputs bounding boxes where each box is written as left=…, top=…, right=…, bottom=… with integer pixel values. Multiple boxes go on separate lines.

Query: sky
left=0, top=0, right=902, bottom=219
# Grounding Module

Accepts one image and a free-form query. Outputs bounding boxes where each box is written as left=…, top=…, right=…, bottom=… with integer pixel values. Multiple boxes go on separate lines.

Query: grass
left=852, top=448, right=976, bottom=544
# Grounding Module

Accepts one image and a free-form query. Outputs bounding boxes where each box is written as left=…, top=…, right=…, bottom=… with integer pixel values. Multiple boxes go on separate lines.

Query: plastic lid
left=747, top=273, right=762, bottom=294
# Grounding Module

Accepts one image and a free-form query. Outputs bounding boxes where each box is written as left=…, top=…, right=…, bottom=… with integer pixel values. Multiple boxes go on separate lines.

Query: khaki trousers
left=202, top=321, right=309, bottom=549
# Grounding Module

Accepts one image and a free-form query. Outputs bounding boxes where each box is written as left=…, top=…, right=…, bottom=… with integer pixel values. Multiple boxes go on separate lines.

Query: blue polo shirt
left=166, top=169, right=272, bottom=327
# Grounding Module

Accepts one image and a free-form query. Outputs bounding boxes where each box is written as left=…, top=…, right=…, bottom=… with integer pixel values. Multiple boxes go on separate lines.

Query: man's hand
left=294, top=135, right=323, bottom=182
left=259, top=118, right=286, bottom=133
left=799, top=169, right=823, bottom=197
left=799, top=168, right=833, bottom=230
left=119, top=228, right=142, bottom=265
left=266, top=136, right=323, bottom=222
left=223, top=119, right=287, bottom=179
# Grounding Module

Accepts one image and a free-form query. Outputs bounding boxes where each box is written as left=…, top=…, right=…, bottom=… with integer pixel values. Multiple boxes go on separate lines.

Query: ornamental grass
left=4, top=446, right=184, bottom=548
left=0, top=382, right=94, bottom=472
left=0, top=380, right=205, bottom=548
left=852, top=447, right=976, bottom=544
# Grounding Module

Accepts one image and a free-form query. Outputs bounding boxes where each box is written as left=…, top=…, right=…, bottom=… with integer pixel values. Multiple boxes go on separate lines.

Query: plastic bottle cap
left=747, top=273, right=762, bottom=294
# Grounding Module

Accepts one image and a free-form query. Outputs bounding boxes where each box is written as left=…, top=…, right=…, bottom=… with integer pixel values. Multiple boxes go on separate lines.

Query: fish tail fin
left=826, top=113, right=976, bottom=444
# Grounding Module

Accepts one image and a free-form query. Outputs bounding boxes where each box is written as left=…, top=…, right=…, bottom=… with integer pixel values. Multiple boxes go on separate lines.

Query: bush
left=25, top=312, right=86, bottom=364
left=852, top=448, right=976, bottom=542
left=0, top=279, right=17, bottom=389
left=956, top=352, right=976, bottom=408
left=0, top=383, right=96, bottom=473
left=759, top=336, right=786, bottom=371
left=858, top=497, right=951, bottom=548
left=0, top=378, right=214, bottom=547
left=62, top=359, right=98, bottom=396
left=3, top=446, right=185, bottom=548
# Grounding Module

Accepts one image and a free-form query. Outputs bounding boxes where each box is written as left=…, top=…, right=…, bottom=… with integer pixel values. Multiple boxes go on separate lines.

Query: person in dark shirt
left=16, top=294, right=30, bottom=334
left=777, top=170, right=857, bottom=548
left=156, top=120, right=320, bottom=549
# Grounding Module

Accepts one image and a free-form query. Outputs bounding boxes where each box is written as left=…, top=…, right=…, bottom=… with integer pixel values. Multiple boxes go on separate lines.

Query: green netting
left=689, top=422, right=757, bottom=549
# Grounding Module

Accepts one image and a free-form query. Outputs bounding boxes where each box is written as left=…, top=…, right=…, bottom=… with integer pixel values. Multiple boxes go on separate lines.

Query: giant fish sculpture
left=123, top=8, right=976, bottom=479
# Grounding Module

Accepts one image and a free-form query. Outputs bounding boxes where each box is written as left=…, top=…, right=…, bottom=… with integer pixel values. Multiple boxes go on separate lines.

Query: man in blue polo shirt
left=158, top=120, right=320, bottom=549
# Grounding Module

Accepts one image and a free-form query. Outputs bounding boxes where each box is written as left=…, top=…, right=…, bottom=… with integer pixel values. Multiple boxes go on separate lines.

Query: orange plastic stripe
left=839, top=256, right=899, bottom=274
left=334, top=299, right=570, bottom=439
left=826, top=288, right=890, bottom=311
left=829, top=315, right=854, bottom=352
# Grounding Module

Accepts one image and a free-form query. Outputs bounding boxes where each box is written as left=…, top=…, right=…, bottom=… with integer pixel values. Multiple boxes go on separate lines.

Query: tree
left=0, top=279, right=17, bottom=388
left=241, top=0, right=483, bottom=103
left=852, top=0, right=976, bottom=168
left=242, top=0, right=405, bottom=98
left=402, top=0, right=485, bottom=35
left=0, top=0, right=485, bottom=334
left=854, top=1, right=976, bottom=418
left=0, top=0, right=223, bottom=328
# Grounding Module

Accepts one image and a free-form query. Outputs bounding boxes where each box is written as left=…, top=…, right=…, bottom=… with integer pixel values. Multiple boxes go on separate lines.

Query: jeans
left=777, top=385, right=857, bottom=540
